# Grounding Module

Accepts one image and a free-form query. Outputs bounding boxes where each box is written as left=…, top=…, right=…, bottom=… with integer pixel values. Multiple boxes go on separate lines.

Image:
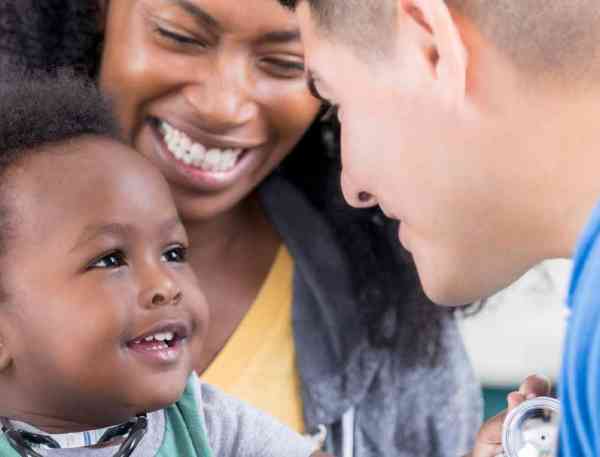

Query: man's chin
left=419, top=269, right=485, bottom=307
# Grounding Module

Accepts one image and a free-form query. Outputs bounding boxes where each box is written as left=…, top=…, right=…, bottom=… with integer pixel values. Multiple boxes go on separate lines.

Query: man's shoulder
left=569, top=201, right=600, bottom=303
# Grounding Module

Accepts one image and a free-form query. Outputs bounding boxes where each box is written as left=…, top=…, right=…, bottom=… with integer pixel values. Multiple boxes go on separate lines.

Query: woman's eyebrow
left=165, top=0, right=222, bottom=32
left=255, top=29, right=301, bottom=46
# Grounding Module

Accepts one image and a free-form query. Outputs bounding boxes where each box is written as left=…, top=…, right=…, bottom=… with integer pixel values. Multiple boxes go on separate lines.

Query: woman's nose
left=182, top=66, right=259, bottom=132
left=341, top=172, right=378, bottom=208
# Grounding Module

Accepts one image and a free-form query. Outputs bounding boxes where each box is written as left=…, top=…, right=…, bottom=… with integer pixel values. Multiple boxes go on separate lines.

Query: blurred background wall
left=457, top=259, right=571, bottom=418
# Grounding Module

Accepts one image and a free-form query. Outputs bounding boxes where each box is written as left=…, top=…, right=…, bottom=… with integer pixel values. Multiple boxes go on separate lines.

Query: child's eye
left=162, top=245, right=187, bottom=263
left=88, top=250, right=128, bottom=269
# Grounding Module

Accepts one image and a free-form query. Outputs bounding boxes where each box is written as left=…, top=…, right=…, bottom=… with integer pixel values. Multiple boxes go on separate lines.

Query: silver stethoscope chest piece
left=502, top=396, right=560, bottom=457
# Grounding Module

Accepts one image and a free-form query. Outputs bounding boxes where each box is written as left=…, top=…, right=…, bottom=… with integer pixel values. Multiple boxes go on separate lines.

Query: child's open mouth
left=127, top=322, right=189, bottom=365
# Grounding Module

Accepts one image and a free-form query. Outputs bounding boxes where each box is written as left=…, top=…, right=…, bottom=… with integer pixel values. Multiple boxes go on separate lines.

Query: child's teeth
left=153, top=332, right=174, bottom=342
left=144, top=336, right=154, bottom=342
left=160, top=121, right=243, bottom=172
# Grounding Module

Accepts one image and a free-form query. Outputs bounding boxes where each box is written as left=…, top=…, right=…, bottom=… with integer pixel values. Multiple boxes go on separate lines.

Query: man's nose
left=341, top=172, right=377, bottom=208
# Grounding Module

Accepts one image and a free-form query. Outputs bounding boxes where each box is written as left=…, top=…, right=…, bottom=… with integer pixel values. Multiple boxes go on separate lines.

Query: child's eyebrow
left=71, top=218, right=184, bottom=252
left=159, top=216, right=186, bottom=238
left=71, top=223, right=132, bottom=252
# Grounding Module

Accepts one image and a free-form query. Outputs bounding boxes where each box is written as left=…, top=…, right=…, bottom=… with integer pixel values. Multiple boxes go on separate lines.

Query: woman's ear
left=397, top=0, right=468, bottom=107
left=98, top=0, right=109, bottom=33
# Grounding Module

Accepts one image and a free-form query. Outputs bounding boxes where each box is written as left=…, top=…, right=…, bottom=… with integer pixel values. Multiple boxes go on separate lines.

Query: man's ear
left=397, top=0, right=468, bottom=107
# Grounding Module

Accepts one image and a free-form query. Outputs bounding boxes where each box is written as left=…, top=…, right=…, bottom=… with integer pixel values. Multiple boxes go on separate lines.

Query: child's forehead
left=17, top=136, right=143, bottom=182
left=8, top=136, right=173, bottom=227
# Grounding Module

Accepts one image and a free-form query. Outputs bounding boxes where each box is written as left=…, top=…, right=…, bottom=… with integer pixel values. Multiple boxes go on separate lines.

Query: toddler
left=0, top=72, right=319, bottom=457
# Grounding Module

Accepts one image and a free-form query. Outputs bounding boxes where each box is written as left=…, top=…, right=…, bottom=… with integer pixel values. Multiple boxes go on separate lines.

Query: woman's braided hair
left=0, top=0, right=454, bottom=366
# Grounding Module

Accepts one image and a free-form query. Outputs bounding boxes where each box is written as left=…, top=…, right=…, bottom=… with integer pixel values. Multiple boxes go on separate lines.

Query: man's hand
left=465, top=374, right=551, bottom=457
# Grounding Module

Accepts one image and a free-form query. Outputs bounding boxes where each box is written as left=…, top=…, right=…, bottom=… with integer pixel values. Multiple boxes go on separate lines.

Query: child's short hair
left=0, top=68, right=119, bottom=165
left=0, top=69, right=120, bottom=259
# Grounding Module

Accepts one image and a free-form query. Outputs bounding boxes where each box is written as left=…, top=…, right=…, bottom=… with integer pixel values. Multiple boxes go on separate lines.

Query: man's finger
left=518, top=374, right=551, bottom=398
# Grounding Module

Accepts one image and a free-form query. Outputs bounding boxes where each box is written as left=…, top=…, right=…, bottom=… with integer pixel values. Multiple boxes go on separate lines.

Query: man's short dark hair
left=280, top=0, right=398, bottom=60
left=0, top=69, right=120, bottom=258
left=282, top=0, right=600, bottom=80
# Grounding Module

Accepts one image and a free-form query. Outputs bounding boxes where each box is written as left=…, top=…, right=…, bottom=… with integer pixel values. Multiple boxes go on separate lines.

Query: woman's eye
left=155, top=26, right=207, bottom=48
left=162, top=245, right=188, bottom=263
left=259, top=57, right=305, bottom=79
left=89, top=251, right=127, bottom=269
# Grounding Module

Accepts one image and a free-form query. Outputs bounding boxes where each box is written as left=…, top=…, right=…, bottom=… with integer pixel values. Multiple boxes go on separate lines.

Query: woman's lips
left=148, top=119, right=262, bottom=192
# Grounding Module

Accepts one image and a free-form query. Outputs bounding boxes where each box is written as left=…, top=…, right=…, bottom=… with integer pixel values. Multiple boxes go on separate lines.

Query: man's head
left=282, top=0, right=600, bottom=305
left=279, top=0, right=398, bottom=60
left=0, top=72, right=208, bottom=430
left=281, top=0, right=600, bottom=77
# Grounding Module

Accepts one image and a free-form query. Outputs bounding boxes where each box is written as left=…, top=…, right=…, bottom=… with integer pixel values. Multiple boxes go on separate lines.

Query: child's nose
left=139, top=272, right=183, bottom=309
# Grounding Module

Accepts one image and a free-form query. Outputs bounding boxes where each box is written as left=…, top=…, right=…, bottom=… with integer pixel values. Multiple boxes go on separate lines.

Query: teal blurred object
left=482, top=387, right=515, bottom=420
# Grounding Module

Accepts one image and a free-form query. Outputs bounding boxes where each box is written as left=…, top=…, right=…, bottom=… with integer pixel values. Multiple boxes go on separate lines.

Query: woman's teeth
left=159, top=121, right=243, bottom=172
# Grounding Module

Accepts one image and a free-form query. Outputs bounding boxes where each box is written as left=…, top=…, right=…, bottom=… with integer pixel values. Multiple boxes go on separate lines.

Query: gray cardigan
left=259, top=175, right=482, bottom=457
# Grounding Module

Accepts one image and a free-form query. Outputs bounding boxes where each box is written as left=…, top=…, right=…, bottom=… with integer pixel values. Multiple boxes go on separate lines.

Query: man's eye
left=162, top=245, right=187, bottom=263
left=89, top=251, right=127, bottom=269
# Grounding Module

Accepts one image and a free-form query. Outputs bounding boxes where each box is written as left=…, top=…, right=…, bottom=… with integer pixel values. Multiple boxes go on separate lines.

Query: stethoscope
left=1, top=414, right=148, bottom=457
left=502, top=397, right=560, bottom=457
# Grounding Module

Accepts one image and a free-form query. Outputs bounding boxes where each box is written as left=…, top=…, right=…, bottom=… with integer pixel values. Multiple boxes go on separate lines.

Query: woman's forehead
left=134, top=0, right=301, bottom=37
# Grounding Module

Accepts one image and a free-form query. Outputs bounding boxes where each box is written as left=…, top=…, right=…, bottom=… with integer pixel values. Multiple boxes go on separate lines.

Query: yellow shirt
left=202, top=245, right=305, bottom=432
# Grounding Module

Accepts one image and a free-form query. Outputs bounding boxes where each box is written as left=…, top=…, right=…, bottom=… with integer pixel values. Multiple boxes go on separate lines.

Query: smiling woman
left=99, top=0, right=318, bottom=220
left=0, top=1, right=482, bottom=456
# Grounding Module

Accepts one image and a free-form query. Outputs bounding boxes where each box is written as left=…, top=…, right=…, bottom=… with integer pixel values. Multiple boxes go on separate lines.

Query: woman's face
left=99, top=0, right=320, bottom=220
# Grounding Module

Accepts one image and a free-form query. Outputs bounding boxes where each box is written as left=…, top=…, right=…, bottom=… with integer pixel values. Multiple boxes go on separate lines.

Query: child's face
left=0, top=137, right=208, bottom=428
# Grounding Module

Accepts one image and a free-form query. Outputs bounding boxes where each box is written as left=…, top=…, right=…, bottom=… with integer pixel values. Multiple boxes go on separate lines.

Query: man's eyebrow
left=256, top=29, right=301, bottom=46
left=165, top=0, right=222, bottom=32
